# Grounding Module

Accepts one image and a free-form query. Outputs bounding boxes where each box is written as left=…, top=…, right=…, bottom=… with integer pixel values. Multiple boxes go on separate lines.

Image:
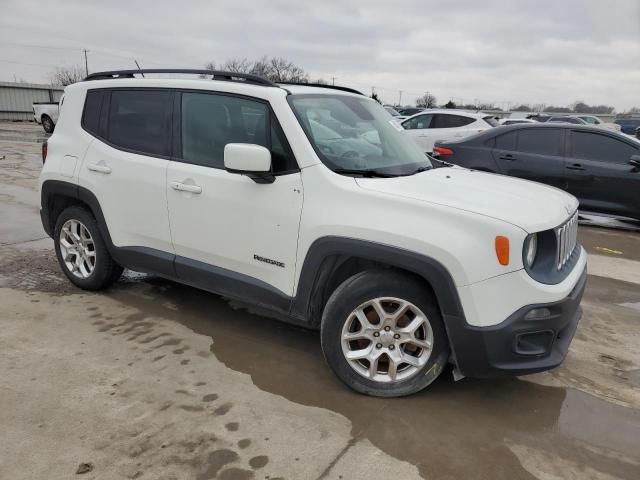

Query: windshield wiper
left=406, top=165, right=432, bottom=175
left=430, top=157, right=455, bottom=168
left=333, top=168, right=395, bottom=178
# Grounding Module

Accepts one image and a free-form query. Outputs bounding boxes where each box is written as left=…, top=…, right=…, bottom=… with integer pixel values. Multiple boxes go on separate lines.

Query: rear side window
left=495, top=131, right=517, bottom=150
left=107, top=90, right=172, bottom=157
left=570, top=131, right=637, bottom=163
left=402, top=114, right=432, bottom=130
left=431, top=114, right=475, bottom=129
left=517, top=129, right=562, bottom=156
left=81, top=90, right=106, bottom=136
left=181, top=92, right=297, bottom=173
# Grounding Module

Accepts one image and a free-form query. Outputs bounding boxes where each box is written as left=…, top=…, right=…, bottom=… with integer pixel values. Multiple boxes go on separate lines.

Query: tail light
left=432, top=146, right=454, bottom=156
left=42, top=141, right=48, bottom=163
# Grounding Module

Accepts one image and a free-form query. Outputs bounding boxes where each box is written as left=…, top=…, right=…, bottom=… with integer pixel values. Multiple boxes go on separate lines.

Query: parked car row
left=432, top=123, right=640, bottom=221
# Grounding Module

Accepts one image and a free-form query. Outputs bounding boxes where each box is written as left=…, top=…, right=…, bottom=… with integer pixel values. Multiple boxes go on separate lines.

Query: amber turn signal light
left=495, top=236, right=510, bottom=265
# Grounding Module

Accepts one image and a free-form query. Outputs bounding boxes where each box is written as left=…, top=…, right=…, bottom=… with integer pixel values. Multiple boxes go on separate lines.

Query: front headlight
left=524, top=233, right=538, bottom=267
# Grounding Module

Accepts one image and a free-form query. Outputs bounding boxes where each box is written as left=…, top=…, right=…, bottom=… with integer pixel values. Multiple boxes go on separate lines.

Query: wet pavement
left=1, top=122, right=639, bottom=479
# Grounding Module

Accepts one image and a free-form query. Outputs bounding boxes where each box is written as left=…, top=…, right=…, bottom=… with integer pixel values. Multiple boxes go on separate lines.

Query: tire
left=53, top=206, right=123, bottom=290
left=321, top=270, right=450, bottom=397
left=41, top=115, right=55, bottom=134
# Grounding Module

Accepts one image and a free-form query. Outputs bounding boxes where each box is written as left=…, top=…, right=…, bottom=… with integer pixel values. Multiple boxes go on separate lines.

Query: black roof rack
left=277, top=82, right=363, bottom=96
left=83, top=69, right=276, bottom=87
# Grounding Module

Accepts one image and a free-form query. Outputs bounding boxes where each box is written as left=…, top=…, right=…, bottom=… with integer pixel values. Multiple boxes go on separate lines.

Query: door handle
left=499, top=154, right=516, bottom=161
left=170, top=181, right=202, bottom=194
left=566, top=164, right=585, bottom=171
left=87, top=163, right=111, bottom=174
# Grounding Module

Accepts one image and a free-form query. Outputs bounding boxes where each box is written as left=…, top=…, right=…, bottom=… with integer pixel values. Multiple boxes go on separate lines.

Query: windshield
left=288, top=94, right=431, bottom=176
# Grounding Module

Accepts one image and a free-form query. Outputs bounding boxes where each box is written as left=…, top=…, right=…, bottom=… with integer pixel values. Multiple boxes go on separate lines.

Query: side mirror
left=224, top=143, right=274, bottom=184
left=630, top=154, right=640, bottom=170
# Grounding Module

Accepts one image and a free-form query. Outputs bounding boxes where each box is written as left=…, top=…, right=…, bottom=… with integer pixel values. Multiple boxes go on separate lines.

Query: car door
left=401, top=113, right=433, bottom=152
left=491, top=127, right=567, bottom=190
left=166, top=91, right=303, bottom=298
left=79, top=88, right=175, bottom=263
left=565, top=129, right=640, bottom=218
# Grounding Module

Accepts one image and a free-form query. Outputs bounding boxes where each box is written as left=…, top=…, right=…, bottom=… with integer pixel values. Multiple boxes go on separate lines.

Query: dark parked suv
left=433, top=124, right=640, bottom=221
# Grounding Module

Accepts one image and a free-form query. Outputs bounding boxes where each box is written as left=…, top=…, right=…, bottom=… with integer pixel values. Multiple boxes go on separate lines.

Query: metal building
left=0, top=82, right=64, bottom=121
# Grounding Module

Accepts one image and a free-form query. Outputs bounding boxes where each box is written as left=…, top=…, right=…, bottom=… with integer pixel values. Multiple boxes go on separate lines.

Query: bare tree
left=50, top=66, right=85, bottom=86
left=512, top=104, right=531, bottom=112
left=416, top=92, right=437, bottom=108
left=267, top=57, right=308, bottom=82
left=222, top=58, right=254, bottom=73
left=370, top=92, right=382, bottom=104
left=628, top=107, right=640, bottom=114
left=204, top=56, right=309, bottom=83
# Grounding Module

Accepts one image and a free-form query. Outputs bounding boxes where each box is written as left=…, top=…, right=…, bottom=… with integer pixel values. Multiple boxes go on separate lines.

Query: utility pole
left=398, top=90, right=403, bottom=106
left=83, top=49, right=89, bottom=76
left=331, top=76, right=336, bottom=86
left=371, top=86, right=375, bottom=97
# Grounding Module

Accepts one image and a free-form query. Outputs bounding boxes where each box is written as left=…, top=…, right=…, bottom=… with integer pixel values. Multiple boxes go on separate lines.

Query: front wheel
left=321, top=270, right=450, bottom=397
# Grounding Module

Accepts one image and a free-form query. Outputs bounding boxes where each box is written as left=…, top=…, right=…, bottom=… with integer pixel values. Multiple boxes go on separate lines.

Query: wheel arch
left=291, top=237, right=466, bottom=330
left=41, top=180, right=114, bottom=249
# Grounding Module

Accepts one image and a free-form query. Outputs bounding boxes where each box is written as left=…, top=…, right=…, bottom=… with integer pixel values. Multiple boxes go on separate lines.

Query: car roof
left=402, top=109, right=487, bottom=121
left=435, top=122, right=640, bottom=148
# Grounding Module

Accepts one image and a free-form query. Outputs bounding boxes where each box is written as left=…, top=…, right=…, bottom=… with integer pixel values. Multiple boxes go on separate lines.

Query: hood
left=355, top=167, right=578, bottom=233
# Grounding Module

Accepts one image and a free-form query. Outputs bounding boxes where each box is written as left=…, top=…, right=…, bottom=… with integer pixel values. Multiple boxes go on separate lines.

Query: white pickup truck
left=33, top=102, right=60, bottom=133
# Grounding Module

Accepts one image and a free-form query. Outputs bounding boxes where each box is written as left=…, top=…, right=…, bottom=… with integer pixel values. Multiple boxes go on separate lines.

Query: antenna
left=134, top=60, right=144, bottom=78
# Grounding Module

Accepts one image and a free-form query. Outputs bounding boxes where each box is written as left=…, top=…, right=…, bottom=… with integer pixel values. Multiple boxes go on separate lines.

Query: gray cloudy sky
left=1, top=0, right=639, bottom=110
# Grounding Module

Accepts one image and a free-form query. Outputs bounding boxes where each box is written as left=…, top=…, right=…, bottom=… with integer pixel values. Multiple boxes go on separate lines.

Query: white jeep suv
left=39, top=69, right=587, bottom=397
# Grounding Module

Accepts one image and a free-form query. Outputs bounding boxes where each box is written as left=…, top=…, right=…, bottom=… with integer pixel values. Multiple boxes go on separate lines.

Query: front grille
left=555, top=211, right=578, bottom=270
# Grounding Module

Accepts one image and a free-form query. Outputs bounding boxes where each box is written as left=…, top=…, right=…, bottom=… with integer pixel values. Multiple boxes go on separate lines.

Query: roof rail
left=277, top=81, right=363, bottom=96
left=83, top=69, right=276, bottom=87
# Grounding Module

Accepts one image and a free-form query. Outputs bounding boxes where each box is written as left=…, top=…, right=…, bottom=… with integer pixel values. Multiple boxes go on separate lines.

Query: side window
left=516, top=129, right=562, bottom=156
left=107, top=90, right=171, bottom=156
left=402, top=114, right=432, bottom=130
left=181, top=92, right=297, bottom=173
left=570, top=131, right=636, bottom=163
left=431, top=114, right=475, bottom=129
left=494, top=131, right=517, bottom=150
left=81, top=89, right=105, bottom=136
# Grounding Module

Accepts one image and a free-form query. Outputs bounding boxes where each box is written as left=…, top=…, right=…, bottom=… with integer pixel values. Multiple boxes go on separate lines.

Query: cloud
left=1, top=0, right=638, bottom=110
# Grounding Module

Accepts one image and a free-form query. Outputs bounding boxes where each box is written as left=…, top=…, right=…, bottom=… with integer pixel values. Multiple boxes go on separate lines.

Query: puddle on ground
left=2, top=241, right=638, bottom=478
left=101, top=276, right=640, bottom=480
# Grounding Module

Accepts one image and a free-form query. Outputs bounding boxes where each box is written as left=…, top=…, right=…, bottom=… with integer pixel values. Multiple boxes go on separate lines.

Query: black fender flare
left=291, top=236, right=466, bottom=322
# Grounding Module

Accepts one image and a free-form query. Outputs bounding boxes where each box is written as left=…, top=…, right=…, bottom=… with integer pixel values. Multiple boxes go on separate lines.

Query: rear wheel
left=321, top=270, right=450, bottom=397
left=54, top=206, right=122, bottom=290
left=41, top=115, right=54, bottom=134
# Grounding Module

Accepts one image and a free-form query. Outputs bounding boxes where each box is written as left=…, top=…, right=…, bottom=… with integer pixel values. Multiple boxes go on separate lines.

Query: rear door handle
left=170, top=181, right=202, bottom=194
left=87, top=163, right=111, bottom=174
left=499, top=154, right=516, bottom=161
left=566, top=164, right=585, bottom=171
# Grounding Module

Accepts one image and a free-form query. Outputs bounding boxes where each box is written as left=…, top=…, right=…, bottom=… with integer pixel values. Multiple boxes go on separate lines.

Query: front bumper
left=448, top=266, right=587, bottom=378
